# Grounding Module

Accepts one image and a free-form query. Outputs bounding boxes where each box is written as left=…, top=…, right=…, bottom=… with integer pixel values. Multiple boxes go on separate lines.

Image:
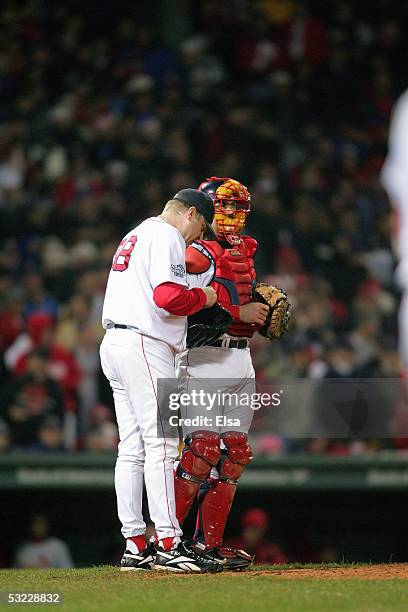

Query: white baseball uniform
left=100, top=217, right=188, bottom=544
left=381, top=89, right=408, bottom=367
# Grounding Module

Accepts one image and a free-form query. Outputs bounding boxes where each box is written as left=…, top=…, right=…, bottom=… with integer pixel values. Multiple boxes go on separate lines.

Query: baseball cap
left=173, top=188, right=214, bottom=227
left=241, top=508, right=269, bottom=530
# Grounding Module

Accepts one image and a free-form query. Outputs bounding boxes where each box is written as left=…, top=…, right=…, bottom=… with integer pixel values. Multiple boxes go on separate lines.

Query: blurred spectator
left=323, top=341, right=358, bottom=378
left=23, top=273, right=59, bottom=319
left=29, top=416, right=65, bottom=453
left=6, top=313, right=81, bottom=413
left=0, top=348, right=64, bottom=448
left=13, top=514, right=74, bottom=569
left=225, top=508, right=287, bottom=564
left=0, top=419, right=12, bottom=453
left=75, top=324, right=103, bottom=433
left=83, top=404, right=118, bottom=452
left=256, top=434, right=286, bottom=456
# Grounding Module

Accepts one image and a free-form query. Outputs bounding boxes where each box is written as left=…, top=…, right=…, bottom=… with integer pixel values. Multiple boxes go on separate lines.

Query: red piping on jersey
left=153, top=282, right=206, bottom=316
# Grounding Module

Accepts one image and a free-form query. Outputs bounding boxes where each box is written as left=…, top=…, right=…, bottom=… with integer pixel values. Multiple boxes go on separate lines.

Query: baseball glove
left=186, top=303, right=233, bottom=348
left=254, top=282, right=291, bottom=340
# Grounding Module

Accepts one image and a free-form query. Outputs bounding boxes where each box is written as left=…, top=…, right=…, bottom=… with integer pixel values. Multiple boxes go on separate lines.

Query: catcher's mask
left=198, top=177, right=251, bottom=241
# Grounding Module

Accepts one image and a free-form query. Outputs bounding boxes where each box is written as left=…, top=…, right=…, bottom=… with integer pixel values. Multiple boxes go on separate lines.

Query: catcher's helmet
left=198, top=176, right=251, bottom=238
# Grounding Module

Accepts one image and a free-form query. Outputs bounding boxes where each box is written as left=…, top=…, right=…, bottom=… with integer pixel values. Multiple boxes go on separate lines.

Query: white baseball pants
left=100, top=328, right=182, bottom=542
left=176, top=345, right=255, bottom=437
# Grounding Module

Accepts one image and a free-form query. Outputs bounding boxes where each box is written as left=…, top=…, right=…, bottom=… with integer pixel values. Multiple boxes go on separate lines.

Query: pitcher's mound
left=249, top=564, right=408, bottom=580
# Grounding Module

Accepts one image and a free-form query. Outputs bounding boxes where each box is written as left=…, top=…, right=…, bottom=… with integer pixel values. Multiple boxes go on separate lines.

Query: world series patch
left=171, top=263, right=186, bottom=278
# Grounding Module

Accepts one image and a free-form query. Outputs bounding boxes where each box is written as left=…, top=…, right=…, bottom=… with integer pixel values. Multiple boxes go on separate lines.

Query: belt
left=211, top=338, right=249, bottom=349
left=112, top=324, right=140, bottom=332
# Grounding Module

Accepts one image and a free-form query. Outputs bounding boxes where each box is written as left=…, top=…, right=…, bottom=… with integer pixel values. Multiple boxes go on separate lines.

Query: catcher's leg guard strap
left=174, top=431, right=221, bottom=526
left=219, top=431, right=253, bottom=483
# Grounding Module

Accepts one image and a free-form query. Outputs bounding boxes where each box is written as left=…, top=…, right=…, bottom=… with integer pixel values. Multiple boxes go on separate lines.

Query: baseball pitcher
left=100, top=188, right=227, bottom=573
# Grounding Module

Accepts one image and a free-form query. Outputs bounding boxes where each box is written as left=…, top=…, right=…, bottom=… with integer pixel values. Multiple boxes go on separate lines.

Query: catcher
left=174, top=177, right=290, bottom=569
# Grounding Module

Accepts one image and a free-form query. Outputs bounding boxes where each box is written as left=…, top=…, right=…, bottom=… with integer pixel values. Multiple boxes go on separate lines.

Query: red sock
left=159, top=537, right=175, bottom=551
left=127, top=535, right=146, bottom=552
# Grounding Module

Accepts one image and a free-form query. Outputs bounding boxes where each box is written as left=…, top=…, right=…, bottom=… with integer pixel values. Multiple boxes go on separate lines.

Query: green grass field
left=0, top=566, right=408, bottom=612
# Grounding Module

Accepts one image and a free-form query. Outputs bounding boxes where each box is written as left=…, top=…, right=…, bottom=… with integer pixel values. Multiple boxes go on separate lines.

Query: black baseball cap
left=173, top=188, right=214, bottom=226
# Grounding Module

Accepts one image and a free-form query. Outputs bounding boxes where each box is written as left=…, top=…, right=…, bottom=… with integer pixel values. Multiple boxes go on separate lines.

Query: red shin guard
left=174, top=431, right=221, bottom=526
left=174, top=473, right=202, bottom=526
left=194, top=479, right=237, bottom=548
left=194, top=432, right=253, bottom=548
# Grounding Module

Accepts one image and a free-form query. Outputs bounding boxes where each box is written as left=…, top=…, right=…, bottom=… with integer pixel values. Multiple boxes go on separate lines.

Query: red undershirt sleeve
left=153, top=282, right=207, bottom=316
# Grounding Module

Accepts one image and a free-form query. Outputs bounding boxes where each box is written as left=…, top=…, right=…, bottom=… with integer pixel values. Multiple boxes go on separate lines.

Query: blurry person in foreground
left=381, top=90, right=408, bottom=370
left=224, top=508, right=286, bottom=565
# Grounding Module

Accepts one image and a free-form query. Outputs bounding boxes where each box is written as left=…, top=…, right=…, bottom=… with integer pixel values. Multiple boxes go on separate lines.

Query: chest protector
left=198, top=236, right=258, bottom=337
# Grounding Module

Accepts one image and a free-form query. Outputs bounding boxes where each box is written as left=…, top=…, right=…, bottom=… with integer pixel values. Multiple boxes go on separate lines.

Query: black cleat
left=194, top=543, right=254, bottom=571
left=154, top=540, right=223, bottom=573
left=120, top=543, right=156, bottom=571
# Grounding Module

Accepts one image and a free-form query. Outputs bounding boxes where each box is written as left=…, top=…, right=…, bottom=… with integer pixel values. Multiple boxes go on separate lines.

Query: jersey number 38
left=112, top=235, right=137, bottom=272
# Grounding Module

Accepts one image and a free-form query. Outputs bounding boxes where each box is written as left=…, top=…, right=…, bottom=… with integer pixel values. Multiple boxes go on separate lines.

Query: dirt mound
left=248, top=565, right=408, bottom=580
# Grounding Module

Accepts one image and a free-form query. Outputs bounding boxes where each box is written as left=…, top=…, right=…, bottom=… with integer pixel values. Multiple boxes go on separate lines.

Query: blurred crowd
left=0, top=0, right=406, bottom=454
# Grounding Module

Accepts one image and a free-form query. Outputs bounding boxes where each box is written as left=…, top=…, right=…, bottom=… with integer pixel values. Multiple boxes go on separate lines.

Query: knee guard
left=174, top=430, right=220, bottom=526
left=177, top=431, right=221, bottom=482
left=218, top=431, right=253, bottom=483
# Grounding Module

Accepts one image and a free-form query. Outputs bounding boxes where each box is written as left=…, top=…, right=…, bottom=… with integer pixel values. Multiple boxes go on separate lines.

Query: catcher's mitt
left=254, top=282, right=291, bottom=340
left=186, top=303, right=233, bottom=348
